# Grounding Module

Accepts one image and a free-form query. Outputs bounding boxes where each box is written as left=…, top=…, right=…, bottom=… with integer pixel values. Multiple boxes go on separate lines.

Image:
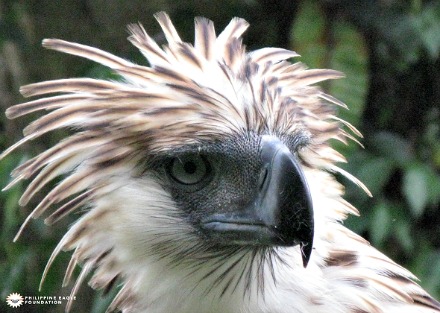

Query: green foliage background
left=1, top=1, right=439, bottom=312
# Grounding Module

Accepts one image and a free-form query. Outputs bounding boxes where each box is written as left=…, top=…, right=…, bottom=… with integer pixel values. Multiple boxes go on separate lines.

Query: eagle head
left=3, top=12, right=439, bottom=313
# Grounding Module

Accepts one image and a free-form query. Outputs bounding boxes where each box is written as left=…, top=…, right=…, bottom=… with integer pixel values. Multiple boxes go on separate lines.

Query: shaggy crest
left=2, top=12, right=439, bottom=313
left=2, top=12, right=362, bottom=236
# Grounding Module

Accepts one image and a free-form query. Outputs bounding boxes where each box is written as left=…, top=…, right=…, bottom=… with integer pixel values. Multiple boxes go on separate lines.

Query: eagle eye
left=168, top=155, right=212, bottom=185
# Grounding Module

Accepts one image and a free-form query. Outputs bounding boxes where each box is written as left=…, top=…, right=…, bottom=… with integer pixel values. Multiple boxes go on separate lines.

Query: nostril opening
left=258, top=166, right=269, bottom=191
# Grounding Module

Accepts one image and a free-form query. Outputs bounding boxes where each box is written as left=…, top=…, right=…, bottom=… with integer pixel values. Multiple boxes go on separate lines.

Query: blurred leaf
left=356, top=156, right=395, bottom=196
left=426, top=171, right=440, bottom=205
left=293, top=1, right=368, bottom=132
left=338, top=149, right=372, bottom=203
left=1, top=248, right=31, bottom=298
left=91, top=288, right=119, bottom=313
left=344, top=212, right=368, bottom=235
left=411, top=2, right=440, bottom=59
left=370, top=132, right=414, bottom=166
left=394, top=216, right=414, bottom=253
left=370, top=201, right=392, bottom=246
left=330, top=22, right=368, bottom=132
left=3, top=185, right=22, bottom=236
left=402, top=163, right=430, bottom=217
left=86, top=64, right=120, bottom=80
left=423, top=251, right=440, bottom=296
left=411, top=245, right=440, bottom=297
left=0, top=155, right=25, bottom=238
left=291, top=1, right=326, bottom=68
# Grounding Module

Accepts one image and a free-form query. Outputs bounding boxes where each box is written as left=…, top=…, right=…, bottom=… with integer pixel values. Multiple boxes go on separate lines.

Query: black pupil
left=183, top=161, right=197, bottom=174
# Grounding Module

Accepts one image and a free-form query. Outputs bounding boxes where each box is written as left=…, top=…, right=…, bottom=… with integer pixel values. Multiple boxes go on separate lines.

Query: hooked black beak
left=201, top=136, right=314, bottom=267
left=256, top=136, right=314, bottom=267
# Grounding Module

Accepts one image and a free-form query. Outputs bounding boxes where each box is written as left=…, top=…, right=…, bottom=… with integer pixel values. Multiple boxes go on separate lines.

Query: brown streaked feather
left=127, top=23, right=170, bottom=66
left=67, top=262, right=93, bottom=312
left=368, top=276, right=416, bottom=303
left=44, top=189, right=94, bottom=225
left=177, top=43, right=204, bottom=69
left=194, top=17, right=216, bottom=60
left=318, top=92, right=348, bottom=109
left=61, top=254, right=78, bottom=288
left=326, top=164, right=372, bottom=196
left=40, top=242, right=76, bottom=290
left=250, top=48, right=299, bottom=64
left=412, top=294, right=440, bottom=311
left=18, top=152, right=84, bottom=206
left=10, top=133, right=104, bottom=181
left=281, top=69, right=345, bottom=87
left=325, top=250, right=358, bottom=267
left=108, top=285, right=137, bottom=313
left=34, top=166, right=104, bottom=209
left=224, top=37, right=246, bottom=71
left=19, top=78, right=129, bottom=97
left=154, top=11, right=182, bottom=44
left=43, top=39, right=135, bottom=69
left=5, top=94, right=92, bottom=119
left=216, top=17, right=249, bottom=47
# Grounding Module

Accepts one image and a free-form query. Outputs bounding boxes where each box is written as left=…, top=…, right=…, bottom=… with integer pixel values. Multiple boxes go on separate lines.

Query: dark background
left=1, top=1, right=439, bottom=312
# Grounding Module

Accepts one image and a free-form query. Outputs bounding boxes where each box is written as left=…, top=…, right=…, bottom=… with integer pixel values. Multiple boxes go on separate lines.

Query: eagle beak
left=258, top=136, right=314, bottom=267
left=201, top=135, right=314, bottom=268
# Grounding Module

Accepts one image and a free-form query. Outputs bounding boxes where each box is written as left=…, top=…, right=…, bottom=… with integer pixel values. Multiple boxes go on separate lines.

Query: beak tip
left=300, top=241, right=313, bottom=268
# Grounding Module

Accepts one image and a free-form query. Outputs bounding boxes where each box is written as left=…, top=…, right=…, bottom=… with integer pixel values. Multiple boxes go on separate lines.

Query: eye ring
left=167, top=155, right=212, bottom=186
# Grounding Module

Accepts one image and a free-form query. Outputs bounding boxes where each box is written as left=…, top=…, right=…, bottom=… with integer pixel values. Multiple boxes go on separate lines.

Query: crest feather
left=2, top=12, right=360, bottom=233
left=194, top=17, right=216, bottom=60
left=154, top=12, right=182, bottom=44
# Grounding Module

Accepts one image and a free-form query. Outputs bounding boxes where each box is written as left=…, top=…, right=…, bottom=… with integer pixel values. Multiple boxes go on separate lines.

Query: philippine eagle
left=2, top=12, right=440, bottom=313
